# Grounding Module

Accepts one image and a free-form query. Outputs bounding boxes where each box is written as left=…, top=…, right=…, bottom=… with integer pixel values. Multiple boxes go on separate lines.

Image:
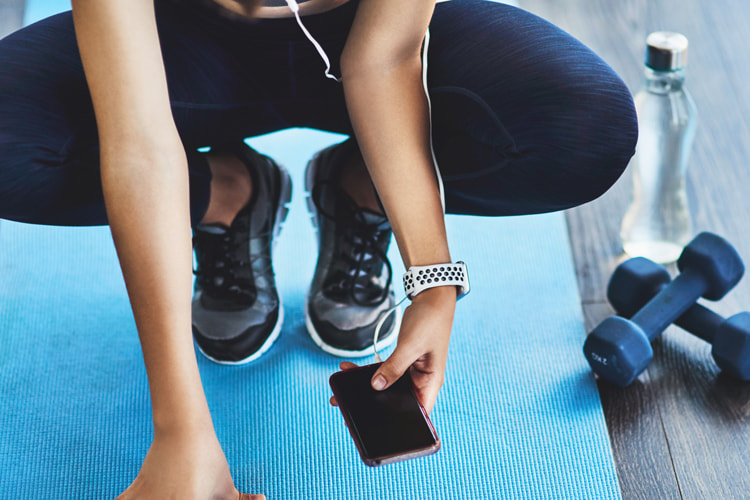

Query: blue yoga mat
left=0, top=128, right=620, bottom=499
left=6, top=2, right=619, bottom=497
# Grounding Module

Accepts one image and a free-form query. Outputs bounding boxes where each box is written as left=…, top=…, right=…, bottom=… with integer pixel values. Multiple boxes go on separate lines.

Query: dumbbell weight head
left=585, top=232, right=745, bottom=386
left=607, top=257, right=671, bottom=318
left=607, top=258, right=750, bottom=380
left=583, top=316, right=653, bottom=387
left=677, top=232, right=745, bottom=301
left=630, top=232, right=744, bottom=340
left=712, top=312, right=750, bottom=380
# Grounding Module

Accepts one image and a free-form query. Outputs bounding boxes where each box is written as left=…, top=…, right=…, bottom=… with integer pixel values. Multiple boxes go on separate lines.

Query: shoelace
left=193, top=225, right=274, bottom=303
left=312, top=181, right=393, bottom=307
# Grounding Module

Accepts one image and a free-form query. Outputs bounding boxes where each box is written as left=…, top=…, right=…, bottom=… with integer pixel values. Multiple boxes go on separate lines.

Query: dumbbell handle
left=672, top=302, right=721, bottom=344
left=612, top=277, right=722, bottom=344
left=631, top=269, right=708, bottom=342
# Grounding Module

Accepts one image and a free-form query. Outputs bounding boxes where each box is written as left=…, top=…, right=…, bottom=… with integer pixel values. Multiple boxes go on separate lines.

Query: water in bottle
left=621, top=32, right=698, bottom=264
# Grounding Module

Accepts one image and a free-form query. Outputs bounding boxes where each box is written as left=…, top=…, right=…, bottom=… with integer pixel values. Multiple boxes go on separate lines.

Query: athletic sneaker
left=304, top=139, right=400, bottom=357
left=192, top=144, right=292, bottom=364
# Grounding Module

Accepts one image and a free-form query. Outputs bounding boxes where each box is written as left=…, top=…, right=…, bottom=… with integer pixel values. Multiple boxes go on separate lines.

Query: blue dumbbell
left=583, top=232, right=745, bottom=387
left=606, top=257, right=750, bottom=381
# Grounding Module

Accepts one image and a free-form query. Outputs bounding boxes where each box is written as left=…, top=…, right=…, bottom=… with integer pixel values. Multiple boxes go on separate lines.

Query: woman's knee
left=430, top=2, right=638, bottom=215
left=441, top=86, right=638, bottom=217
left=0, top=142, right=64, bottom=223
left=0, top=133, right=105, bottom=225
left=539, top=68, right=638, bottom=207
left=0, top=149, right=47, bottom=222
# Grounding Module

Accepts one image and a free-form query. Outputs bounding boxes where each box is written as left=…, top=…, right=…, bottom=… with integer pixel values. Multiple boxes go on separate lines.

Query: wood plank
left=635, top=4, right=750, bottom=498
left=519, top=0, right=750, bottom=499
left=650, top=328, right=750, bottom=500
left=0, top=0, right=25, bottom=39
left=583, top=302, right=682, bottom=500
left=515, top=2, right=682, bottom=497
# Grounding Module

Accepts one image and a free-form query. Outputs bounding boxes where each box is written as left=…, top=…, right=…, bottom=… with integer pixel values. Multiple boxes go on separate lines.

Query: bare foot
left=116, top=430, right=265, bottom=500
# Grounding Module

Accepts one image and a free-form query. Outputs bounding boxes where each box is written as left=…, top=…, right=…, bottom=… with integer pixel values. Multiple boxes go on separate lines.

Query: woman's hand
left=332, top=285, right=457, bottom=414
left=116, top=427, right=265, bottom=500
left=373, top=286, right=456, bottom=414
left=72, top=2, right=256, bottom=498
left=339, top=1, right=453, bottom=416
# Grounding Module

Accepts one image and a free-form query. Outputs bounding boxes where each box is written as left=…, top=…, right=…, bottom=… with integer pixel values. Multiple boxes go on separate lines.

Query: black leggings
left=0, top=0, right=637, bottom=226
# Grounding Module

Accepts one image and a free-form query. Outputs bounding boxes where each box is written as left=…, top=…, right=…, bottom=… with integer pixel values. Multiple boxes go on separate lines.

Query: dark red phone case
left=329, top=363, right=441, bottom=466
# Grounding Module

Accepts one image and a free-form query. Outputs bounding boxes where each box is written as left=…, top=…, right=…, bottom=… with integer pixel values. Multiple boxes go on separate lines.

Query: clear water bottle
left=621, top=32, right=698, bottom=264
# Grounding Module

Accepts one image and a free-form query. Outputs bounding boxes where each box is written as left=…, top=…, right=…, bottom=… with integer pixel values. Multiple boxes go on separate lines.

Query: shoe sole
left=196, top=303, right=285, bottom=365
left=303, top=146, right=402, bottom=358
left=303, top=296, right=401, bottom=358
left=196, top=157, right=293, bottom=365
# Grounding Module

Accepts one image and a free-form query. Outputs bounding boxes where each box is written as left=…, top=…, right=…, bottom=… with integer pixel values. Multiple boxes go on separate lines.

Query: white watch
left=403, top=262, right=470, bottom=300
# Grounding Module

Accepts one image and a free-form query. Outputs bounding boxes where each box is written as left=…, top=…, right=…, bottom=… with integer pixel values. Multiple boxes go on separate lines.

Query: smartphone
left=329, top=363, right=441, bottom=467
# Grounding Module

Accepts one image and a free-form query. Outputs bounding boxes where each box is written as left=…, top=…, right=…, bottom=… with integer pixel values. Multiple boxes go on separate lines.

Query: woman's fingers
left=408, top=367, right=444, bottom=415
left=371, top=341, right=420, bottom=391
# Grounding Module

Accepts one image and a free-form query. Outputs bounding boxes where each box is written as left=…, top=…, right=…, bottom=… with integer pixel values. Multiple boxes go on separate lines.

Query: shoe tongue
left=334, top=189, right=389, bottom=229
left=195, top=223, right=230, bottom=235
left=355, top=208, right=389, bottom=229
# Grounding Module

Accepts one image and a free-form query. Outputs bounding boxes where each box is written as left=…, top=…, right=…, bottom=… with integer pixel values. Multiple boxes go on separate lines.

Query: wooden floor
left=3, top=1, right=750, bottom=499
left=518, top=0, right=750, bottom=498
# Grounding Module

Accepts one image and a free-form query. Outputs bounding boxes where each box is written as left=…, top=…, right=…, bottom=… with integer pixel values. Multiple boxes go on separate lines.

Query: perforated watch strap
left=403, top=262, right=470, bottom=300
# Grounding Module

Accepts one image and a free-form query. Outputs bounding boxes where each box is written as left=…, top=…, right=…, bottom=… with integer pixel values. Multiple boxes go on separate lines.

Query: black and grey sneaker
left=304, top=139, right=400, bottom=357
left=192, top=144, right=292, bottom=364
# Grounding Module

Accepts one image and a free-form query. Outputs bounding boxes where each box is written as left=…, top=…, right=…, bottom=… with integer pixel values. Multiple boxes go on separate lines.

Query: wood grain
left=518, top=0, right=750, bottom=498
left=584, top=303, right=682, bottom=500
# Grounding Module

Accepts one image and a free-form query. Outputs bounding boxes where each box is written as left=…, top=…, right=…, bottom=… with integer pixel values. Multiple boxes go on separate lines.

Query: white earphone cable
left=372, top=296, right=407, bottom=363
left=283, top=3, right=444, bottom=362
left=286, top=0, right=341, bottom=82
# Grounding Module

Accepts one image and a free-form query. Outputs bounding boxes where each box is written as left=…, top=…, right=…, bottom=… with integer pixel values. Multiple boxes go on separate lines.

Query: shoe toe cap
left=192, top=291, right=282, bottom=363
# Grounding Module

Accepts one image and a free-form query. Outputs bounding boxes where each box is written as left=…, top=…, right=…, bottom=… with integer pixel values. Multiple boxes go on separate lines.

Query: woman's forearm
left=340, top=0, right=446, bottom=269
left=102, top=147, right=211, bottom=432
left=340, top=1, right=457, bottom=409
left=73, top=0, right=212, bottom=433
left=342, top=56, right=451, bottom=269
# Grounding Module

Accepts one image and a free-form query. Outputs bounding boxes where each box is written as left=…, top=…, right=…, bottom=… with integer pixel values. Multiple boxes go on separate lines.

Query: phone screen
left=329, top=363, right=439, bottom=464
